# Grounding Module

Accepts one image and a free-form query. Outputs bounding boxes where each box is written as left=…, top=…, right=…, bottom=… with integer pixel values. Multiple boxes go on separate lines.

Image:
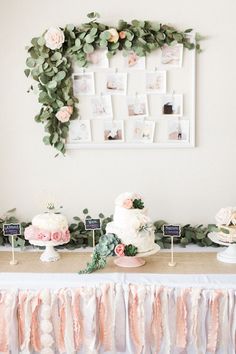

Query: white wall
left=0, top=0, right=235, bottom=224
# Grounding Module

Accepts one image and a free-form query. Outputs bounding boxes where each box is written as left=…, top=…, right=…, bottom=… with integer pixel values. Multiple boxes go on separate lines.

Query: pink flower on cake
left=56, top=106, right=73, bottom=123
left=37, top=230, right=51, bottom=241
left=44, top=27, right=65, bottom=50
left=24, top=225, right=36, bottom=240
left=114, top=243, right=125, bottom=257
left=123, top=198, right=133, bottom=209
left=107, top=28, right=119, bottom=43
left=61, top=229, right=70, bottom=242
left=51, top=231, right=62, bottom=243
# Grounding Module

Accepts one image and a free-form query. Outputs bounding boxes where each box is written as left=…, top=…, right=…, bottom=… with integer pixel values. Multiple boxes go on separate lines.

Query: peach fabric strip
left=58, top=290, right=66, bottom=353
left=151, top=288, right=163, bottom=353
left=72, top=289, right=83, bottom=351
left=176, top=289, right=189, bottom=349
left=0, top=292, right=9, bottom=354
left=99, top=284, right=113, bottom=352
left=207, top=290, right=222, bottom=353
left=30, top=296, right=41, bottom=352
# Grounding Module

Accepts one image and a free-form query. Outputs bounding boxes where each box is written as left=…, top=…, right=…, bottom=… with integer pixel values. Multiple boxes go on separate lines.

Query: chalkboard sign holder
left=85, top=218, right=101, bottom=248
left=3, top=223, right=21, bottom=265
left=162, top=224, right=181, bottom=267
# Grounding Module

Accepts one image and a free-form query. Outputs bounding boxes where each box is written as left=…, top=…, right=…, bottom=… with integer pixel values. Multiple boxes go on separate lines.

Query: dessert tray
left=114, top=243, right=160, bottom=268
left=208, top=232, right=236, bottom=264
left=29, top=239, right=68, bottom=262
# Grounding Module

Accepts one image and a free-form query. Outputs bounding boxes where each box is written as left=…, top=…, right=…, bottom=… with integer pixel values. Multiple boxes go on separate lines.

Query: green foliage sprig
left=133, top=198, right=145, bottom=209
left=124, top=244, right=138, bottom=256
left=25, top=12, right=201, bottom=154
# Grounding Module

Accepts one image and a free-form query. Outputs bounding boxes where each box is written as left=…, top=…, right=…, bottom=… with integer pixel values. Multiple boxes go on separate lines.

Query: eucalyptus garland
left=25, top=12, right=201, bottom=154
left=0, top=208, right=218, bottom=250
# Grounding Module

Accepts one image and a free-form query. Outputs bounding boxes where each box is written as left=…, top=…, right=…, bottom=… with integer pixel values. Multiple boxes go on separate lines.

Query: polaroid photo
left=146, top=71, right=166, bottom=94
left=86, top=49, right=109, bottom=69
left=127, top=94, right=149, bottom=118
left=104, top=120, right=124, bottom=142
left=72, top=72, right=95, bottom=96
left=124, top=51, right=146, bottom=70
left=161, top=94, right=183, bottom=116
left=104, top=72, right=127, bottom=95
left=161, top=43, right=183, bottom=68
left=167, top=119, right=189, bottom=142
left=130, top=120, right=155, bottom=143
left=67, top=120, right=92, bottom=143
left=90, top=95, right=113, bottom=119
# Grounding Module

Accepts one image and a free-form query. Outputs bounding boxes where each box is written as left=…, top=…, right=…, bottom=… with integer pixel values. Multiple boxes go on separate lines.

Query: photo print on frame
left=127, top=94, right=149, bottom=119
left=167, top=118, right=189, bottom=142
left=86, top=49, right=109, bottom=69
left=72, top=72, right=95, bottom=96
left=103, top=120, right=124, bottom=142
left=90, top=95, right=113, bottom=119
left=146, top=71, right=167, bottom=94
left=162, top=94, right=183, bottom=116
left=67, top=120, right=92, bottom=143
left=124, top=51, right=146, bottom=70
left=104, top=72, right=127, bottom=95
left=161, top=43, right=183, bottom=68
left=129, top=120, right=155, bottom=143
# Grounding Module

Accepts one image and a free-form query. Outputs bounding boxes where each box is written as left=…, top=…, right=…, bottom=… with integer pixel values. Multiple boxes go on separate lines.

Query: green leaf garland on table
left=25, top=12, right=202, bottom=155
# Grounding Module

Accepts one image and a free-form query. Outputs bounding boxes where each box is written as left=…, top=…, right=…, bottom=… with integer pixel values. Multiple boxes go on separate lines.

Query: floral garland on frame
left=25, top=12, right=201, bottom=155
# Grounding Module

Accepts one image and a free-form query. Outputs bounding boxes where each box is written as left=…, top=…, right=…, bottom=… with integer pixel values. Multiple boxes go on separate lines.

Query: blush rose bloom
left=44, top=27, right=65, bottom=50
left=114, top=243, right=125, bottom=257
left=51, top=231, right=62, bottom=243
left=61, top=229, right=70, bottom=242
left=123, top=198, right=133, bottom=209
left=36, top=230, right=51, bottom=241
left=119, top=31, right=126, bottom=39
left=107, top=28, right=119, bottom=43
left=56, top=106, right=73, bottom=123
left=215, top=207, right=233, bottom=226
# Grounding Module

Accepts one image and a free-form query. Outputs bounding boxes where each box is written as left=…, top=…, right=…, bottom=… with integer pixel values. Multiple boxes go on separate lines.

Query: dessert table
left=0, top=250, right=236, bottom=354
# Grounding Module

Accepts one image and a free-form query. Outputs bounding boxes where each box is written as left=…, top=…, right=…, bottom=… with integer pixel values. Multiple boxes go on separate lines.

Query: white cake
left=215, top=207, right=236, bottom=243
left=106, top=192, right=155, bottom=253
left=32, top=213, right=68, bottom=231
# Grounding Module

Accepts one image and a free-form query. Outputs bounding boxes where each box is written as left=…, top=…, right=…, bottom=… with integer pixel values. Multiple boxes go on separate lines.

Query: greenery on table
left=0, top=208, right=219, bottom=250
left=25, top=11, right=201, bottom=155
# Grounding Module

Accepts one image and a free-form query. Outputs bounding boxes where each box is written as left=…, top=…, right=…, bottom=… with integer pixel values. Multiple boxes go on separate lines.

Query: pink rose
left=36, top=230, right=51, bottom=241
left=61, top=229, right=70, bottom=243
left=123, top=198, right=133, bottom=209
left=107, top=28, right=119, bottom=43
left=119, top=31, right=126, bottom=39
left=24, top=225, right=36, bottom=240
left=44, top=27, right=65, bottom=50
left=55, top=106, right=72, bottom=123
left=114, top=243, right=125, bottom=257
left=51, top=231, right=62, bottom=243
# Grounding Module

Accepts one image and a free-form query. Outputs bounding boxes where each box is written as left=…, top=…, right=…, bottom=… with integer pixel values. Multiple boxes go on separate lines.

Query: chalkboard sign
left=3, top=223, right=21, bottom=236
left=85, top=218, right=101, bottom=230
left=163, top=224, right=181, bottom=237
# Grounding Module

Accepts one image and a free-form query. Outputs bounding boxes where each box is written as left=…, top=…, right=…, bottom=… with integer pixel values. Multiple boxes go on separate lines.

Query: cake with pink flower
left=24, top=212, right=70, bottom=244
left=215, top=207, right=236, bottom=243
left=106, top=192, right=155, bottom=253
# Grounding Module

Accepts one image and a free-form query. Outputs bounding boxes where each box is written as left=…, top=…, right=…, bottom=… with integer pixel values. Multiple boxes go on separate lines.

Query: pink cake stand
left=114, top=243, right=160, bottom=268
left=29, top=239, right=68, bottom=262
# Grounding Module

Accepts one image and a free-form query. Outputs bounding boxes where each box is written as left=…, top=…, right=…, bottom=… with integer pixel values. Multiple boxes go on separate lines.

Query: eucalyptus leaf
left=51, top=52, right=62, bottom=61
left=47, top=80, right=57, bottom=89
left=83, top=43, right=94, bottom=54
left=43, top=135, right=51, bottom=145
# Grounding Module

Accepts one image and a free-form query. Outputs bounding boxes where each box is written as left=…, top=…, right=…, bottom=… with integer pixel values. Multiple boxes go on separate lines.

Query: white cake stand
left=114, top=243, right=160, bottom=268
left=29, top=240, right=68, bottom=262
left=208, top=232, right=236, bottom=263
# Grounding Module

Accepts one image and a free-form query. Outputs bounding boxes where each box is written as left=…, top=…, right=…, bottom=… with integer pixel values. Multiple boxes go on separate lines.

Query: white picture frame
left=161, top=94, right=183, bottom=116
left=90, top=95, right=113, bottom=119
left=104, top=72, right=127, bottom=95
left=161, top=43, right=183, bottom=68
left=127, top=94, right=149, bottom=118
left=67, top=119, right=92, bottom=143
left=103, top=120, right=124, bottom=142
left=72, top=72, right=95, bottom=96
left=146, top=71, right=166, bottom=94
